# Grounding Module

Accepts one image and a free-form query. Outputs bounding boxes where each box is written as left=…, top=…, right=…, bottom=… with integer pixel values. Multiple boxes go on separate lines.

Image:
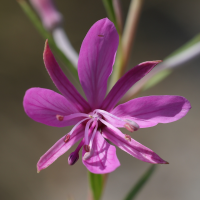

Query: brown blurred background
left=1, top=0, right=200, bottom=200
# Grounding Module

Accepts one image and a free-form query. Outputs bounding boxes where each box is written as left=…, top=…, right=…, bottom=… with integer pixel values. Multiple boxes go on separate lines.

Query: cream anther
left=83, top=151, right=93, bottom=160
left=124, top=119, right=139, bottom=132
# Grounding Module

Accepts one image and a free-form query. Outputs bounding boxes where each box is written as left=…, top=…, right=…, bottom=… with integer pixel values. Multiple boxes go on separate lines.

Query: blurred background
left=1, top=0, right=200, bottom=199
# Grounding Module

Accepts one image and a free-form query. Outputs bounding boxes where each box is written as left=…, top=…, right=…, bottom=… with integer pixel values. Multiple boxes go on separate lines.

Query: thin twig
left=112, top=0, right=123, bottom=35
left=121, top=0, right=143, bottom=75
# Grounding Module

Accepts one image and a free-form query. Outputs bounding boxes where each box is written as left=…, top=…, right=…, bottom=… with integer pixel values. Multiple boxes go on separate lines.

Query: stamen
left=69, top=117, right=90, bottom=136
left=94, top=109, right=140, bottom=132
left=99, top=118, right=125, bottom=137
left=124, top=119, right=139, bottom=132
left=64, top=117, right=90, bottom=143
left=64, top=113, right=90, bottom=121
left=83, top=123, right=97, bottom=160
left=56, top=114, right=64, bottom=121
left=83, top=119, right=98, bottom=159
left=89, top=122, right=98, bottom=149
left=94, top=109, right=125, bottom=122
left=84, top=119, right=93, bottom=145
left=83, top=150, right=93, bottom=160
left=84, top=145, right=90, bottom=152
left=125, top=134, right=131, bottom=142
left=74, top=138, right=85, bottom=154
left=64, top=135, right=70, bottom=143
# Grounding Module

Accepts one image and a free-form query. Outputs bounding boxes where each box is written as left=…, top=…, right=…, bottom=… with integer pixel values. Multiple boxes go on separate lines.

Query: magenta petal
left=43, top=41, right=91, bottom=113
left=82, top=131, right=120, bottom=174
left=78, top=18, right=119, bottom=109
left=102, top=61, right=161, bottom=112
left=23, top=88, right=84, bottom=127
left=111, top=95, right=191, bottom=128
left=37, top=125, right=84, bottom=172
left=103, top=127, right=168, bottom=164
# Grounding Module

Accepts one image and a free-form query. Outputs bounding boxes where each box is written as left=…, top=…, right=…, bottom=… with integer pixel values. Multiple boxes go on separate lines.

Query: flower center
left=58, top=109, right=139, bottom=162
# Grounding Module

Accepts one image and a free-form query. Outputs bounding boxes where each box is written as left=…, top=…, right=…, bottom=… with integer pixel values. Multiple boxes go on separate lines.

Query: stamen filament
left=74, top=138, right=85, bottom=153
left=83, top=119, right=98, bottom=160
left=69, top=117, right=90, bottom=135
left=99, top=118, right=125, bottom=137
left=95, top=109, right=139, bottom=131
left=89, top=121, right=98, bottom=149
left=63, top=113, right=90, bottom=121
left=84, top=118, right=94, bottom=145
left=94, top=109, right=125, bottom=122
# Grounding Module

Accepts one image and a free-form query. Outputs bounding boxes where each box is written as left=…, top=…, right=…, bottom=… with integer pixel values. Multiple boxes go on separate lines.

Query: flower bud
left=68, top=152, right=79, bottom=165
left=30, top=0, right=62, bottom=30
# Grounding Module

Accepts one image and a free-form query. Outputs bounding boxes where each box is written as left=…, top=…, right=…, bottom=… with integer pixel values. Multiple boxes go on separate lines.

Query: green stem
left=109, top=0, right=143, bottom=89
left=88, top=171, right=105, bottom=200
left=102, top=0, right=120, bottom=34
left=121, top=0, right=143, bottom=75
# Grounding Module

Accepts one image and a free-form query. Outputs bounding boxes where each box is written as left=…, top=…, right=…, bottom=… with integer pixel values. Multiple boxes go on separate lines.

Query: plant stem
left=109, top=0, right=143, bottom=89
left=112, top=0, right=123, bottom=35
left=121, top=0, right=143, bottom=75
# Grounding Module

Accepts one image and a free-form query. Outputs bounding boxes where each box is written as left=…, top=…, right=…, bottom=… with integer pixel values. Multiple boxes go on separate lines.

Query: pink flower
left=30, top=0, right=62, bottom=30
left=23, top=18, right=191, bottom=174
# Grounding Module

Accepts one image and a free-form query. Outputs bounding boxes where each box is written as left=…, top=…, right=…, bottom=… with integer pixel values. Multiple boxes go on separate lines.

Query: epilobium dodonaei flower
left=23, top=18, right=191, bottom=174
